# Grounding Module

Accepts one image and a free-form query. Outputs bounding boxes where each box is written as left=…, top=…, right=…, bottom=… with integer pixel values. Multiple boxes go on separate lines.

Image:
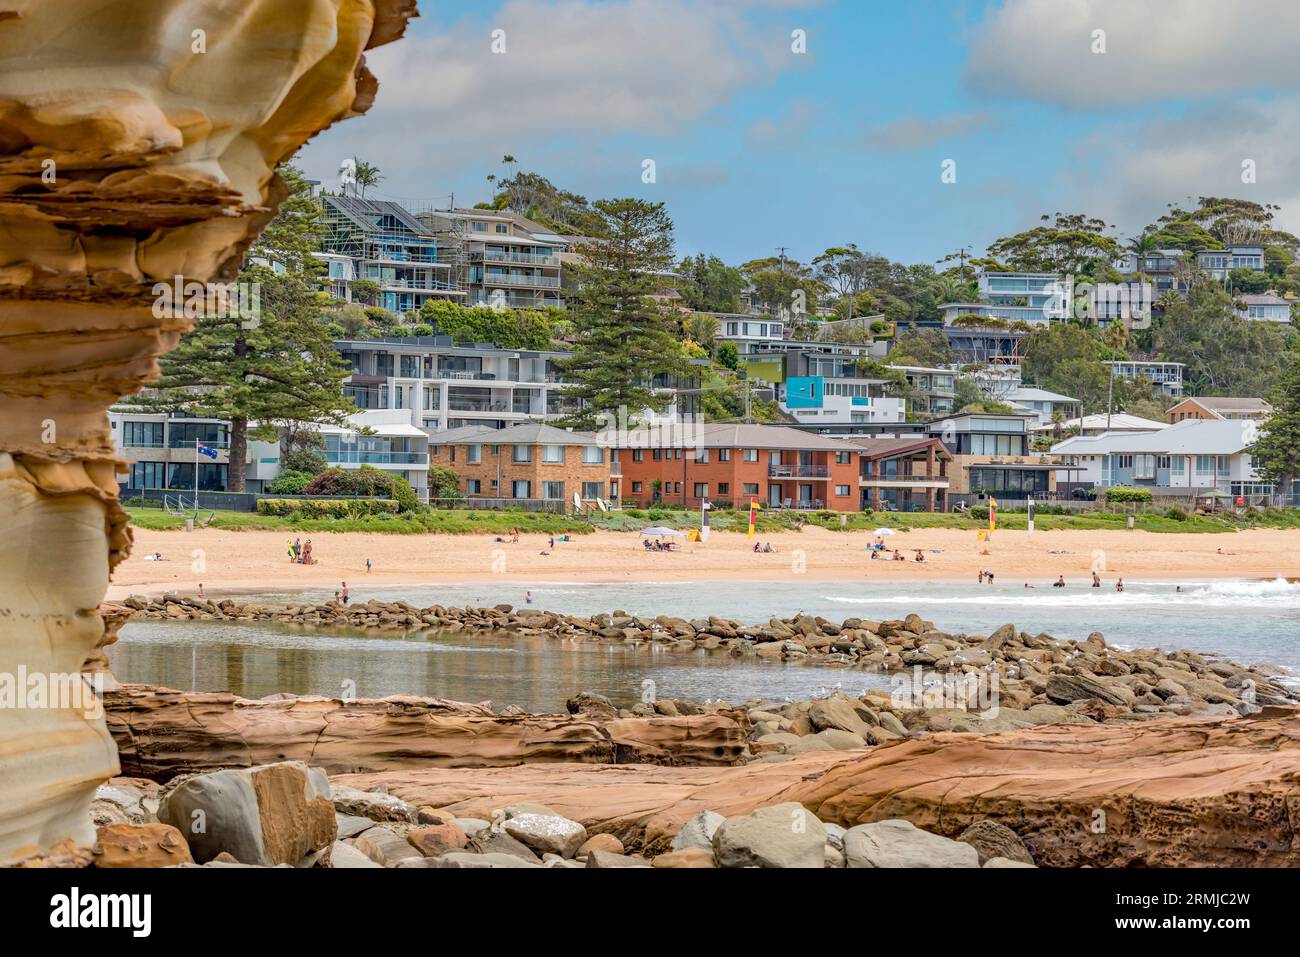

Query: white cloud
left=302, top=0, right=814, bottom=195
left=1058, top=97, right=1300, bottom=239
left=966, top=0, right=1300, bottom=109
left=862, top=111, right=993, bottom=151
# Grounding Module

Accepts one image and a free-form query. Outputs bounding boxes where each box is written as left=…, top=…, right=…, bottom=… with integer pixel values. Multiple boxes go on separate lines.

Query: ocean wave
left=822, top=578, right=1300, bottom=609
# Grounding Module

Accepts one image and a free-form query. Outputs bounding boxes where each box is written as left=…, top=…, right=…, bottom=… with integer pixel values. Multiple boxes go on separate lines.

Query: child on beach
left=341, top=581, right=349, bottom=605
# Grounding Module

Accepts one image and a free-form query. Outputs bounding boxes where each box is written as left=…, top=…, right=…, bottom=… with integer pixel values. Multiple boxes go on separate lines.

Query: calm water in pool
left=110, top=577, right=1300, bottom=708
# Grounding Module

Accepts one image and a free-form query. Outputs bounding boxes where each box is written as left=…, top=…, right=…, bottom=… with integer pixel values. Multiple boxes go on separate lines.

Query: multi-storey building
left=740, top=341, right=905, bottom=425
left=616, top=423, right=861, bottom=511
left=1105, top=359, right=1185, bottom=399
left=846, top=436, right=952, bottom=512
left=317, top=195, right=464, bottom=314
left=890, top=365, right=957, bottom=417
left=428, top=423, right=615, bottom=505
left=421, top=208, right=566, bottom=311
left=110, top=409, right=281, bottom=495
left=318, top=409, right=431, bottom=501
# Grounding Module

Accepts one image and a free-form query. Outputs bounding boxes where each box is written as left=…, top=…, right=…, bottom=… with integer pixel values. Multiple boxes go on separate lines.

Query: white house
left=1051, top=418, right=1273, bottom=501
left=316, top=409, right=432, bottom=501
left=1002, top=386, right=1082, bottom=427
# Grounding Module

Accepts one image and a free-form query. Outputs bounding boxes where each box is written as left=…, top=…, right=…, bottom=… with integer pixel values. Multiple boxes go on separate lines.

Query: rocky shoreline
left=78, top=595, right=1300, bottom=870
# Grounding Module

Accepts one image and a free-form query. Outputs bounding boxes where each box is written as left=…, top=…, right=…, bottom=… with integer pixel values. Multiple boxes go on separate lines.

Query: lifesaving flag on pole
left=748, top=499, right=762, bottom=539
left=988, top=496, right=998, bottom=535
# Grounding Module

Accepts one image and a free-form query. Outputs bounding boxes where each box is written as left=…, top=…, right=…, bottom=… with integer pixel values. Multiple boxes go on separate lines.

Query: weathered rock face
left=156, top=760, right=335, bottom=866
left=0, top=0, right=417, bottom=864
left=105, top=685, right=750, bottom=777
left=338, top=710, right=1300, bottom=866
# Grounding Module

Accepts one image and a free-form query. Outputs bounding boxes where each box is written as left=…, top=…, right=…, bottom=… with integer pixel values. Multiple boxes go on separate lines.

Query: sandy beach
left=107, top=525, right=1300, bottom=599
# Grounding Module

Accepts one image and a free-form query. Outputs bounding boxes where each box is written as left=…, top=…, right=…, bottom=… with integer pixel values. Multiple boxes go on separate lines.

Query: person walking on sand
left=1092, top=572, right=1101, bottom=588
left=341, top=581, right=350, bottom=605
left=1116, top=578, right=1124, bottom=592
left=366, top=557, right=372, bottom=574
left=302, top=539, right=313, bottom=565
left=197, top=583, right=205, bottom=600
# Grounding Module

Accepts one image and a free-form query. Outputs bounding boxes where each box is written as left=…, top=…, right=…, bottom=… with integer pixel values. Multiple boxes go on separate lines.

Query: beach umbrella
left=873, top=527, right=897, bottom=536
left=639, top=527, right=685, bottom=537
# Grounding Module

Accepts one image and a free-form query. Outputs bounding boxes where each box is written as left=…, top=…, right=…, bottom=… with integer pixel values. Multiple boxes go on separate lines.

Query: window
left=466, top=444, right=481, bottom=464
left=513, top=445, right=531, bottom=463
left=694, top=483, right=709, bottom=498
left=718, top=483, right=729, bottom=495
left=472, top=221, right=487, bottom=232
left=632, top=449, right=643, bottom=462
left=743, top=483, right=759, bottom=495
left=718, top=449, right=731, bottom=462
left=512, top=480, right=532, bottom=498
left=1156, top=455, right=1170, bottom=470
left=466, top=479, right=481, bottom=495
left=582, top=481, right=603, bottom=499
left=1133, top=454, right=1156, bottom=480
left=542, top=445, right=564, bottom=464
left=129, top=462, right=166, bottom=488
left=1118, top=455, right=1134, bottom=469
left=674, top=482, right=681, bottom=493
left=123, top=421, right=163, bottom=448
left=743, top=449, right=758, bottom=462
left=632, top=481, right=643, bottom=493
left=652, top=449, right=663, bottom=461
left=836, top=485, right=851, bottom=496
left=695, top=449, right=709, bottom=464
left=542, top=481, right=565, bottom=500
left=582, top=446, right=604, bottom=464
left=495, top=224, right=508, bottom=234
left=1195, top=455, right=1214, bottom=476
left=1171, top=456, right=1185, bottom=474
left=836, top=452, right=852, bottom=465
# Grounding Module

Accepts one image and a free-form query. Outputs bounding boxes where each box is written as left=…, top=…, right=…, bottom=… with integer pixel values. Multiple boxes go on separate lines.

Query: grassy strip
left=127, top=505, right=1300, bottom=536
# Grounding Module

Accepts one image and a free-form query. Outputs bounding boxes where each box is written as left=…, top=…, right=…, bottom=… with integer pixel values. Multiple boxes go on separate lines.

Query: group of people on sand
left=977, top=569, right=996, bottom=584
left=287, top=537, right=315, bottom=565
left=752, top=541, right=776, bottom=553
left=644, top=537, right=676, bottom=552
left=870, top=548, right=907, bottom=562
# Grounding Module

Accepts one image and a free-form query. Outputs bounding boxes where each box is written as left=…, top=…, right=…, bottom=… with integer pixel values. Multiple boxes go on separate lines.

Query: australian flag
left=196, top=442, right=218, bottom=460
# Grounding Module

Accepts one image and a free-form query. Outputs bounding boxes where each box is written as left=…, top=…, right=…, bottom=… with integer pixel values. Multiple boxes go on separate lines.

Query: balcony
left=473, top=294, right=565, bottom=310
left=480, top=273, right=563, bottom=289
left=472, top=249, right=561, bottom=267
left=769, top=465, right=830, bottom=479
left=377, top=278, right=464, bottom=292
left=326, top=450, right=429, bottom=466
left=167, top=438, right=229, bottom=449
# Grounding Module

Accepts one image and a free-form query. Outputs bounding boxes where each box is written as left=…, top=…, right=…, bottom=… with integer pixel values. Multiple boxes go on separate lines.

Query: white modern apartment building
left=421, top=208, right=566, bottom=311
left=1105, top=359, right=1185, bottom=399
left=318, top=408, right=431, bottom=501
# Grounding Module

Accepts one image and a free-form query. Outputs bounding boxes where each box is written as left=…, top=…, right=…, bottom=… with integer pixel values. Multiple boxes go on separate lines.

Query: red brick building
left=429, top=423, right=615, bottom=505
left=614, top=423, right=860, bottom=510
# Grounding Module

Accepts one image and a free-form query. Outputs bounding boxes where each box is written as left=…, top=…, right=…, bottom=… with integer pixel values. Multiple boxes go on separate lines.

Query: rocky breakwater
left=125, top=596, right=1299, bottom=727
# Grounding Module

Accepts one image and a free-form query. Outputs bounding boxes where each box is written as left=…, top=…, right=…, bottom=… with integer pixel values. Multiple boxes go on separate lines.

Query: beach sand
left=107, top=525, right=1300, bottom=600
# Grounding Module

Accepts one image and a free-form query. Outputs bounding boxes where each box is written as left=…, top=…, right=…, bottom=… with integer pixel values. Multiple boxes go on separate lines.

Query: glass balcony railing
left=326, top=450, right=428, bottom=465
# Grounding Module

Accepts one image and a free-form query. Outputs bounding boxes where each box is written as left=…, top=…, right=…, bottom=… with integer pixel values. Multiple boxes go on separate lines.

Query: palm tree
left=351, top=158, right=383, bottom=198
left=684, top=312, right=720, bottom=349
left=1126, top=231, right=1160, bottom=282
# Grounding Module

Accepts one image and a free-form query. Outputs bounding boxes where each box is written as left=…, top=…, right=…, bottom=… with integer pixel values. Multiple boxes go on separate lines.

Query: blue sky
left=301, top=0, right=1300, bottom=268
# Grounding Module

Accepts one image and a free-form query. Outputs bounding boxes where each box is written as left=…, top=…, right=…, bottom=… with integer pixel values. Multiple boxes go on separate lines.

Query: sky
left=299, top=0, right=1300, bottom=269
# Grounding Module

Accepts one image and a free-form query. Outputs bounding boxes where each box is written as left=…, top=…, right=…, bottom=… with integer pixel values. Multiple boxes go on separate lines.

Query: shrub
left=256, top=498, right=401, bottom=518
left=266, top=469, right=315, bottom=495
left=1105, top=486, right=1154, bottom=504
left=280, top=448, right=327, bottom=475
left=1164, top=506, right=1188, bottom=521
left=968, top=505, right=989, bottom=520
left=303, top=465, right=421, bottom=513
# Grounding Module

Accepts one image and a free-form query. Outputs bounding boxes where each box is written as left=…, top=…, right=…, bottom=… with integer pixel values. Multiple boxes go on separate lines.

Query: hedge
left=1104, top=486, right=1154, bottom=504
left=256, top=498, right=401, bottom=518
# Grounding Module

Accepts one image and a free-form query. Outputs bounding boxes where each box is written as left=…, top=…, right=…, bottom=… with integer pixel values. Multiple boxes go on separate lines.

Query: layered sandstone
left=105, top=685, right=750, bottom=779
left=0, top=0, right=417, bottom=863
left=338, top=709, right=1300, bottom=867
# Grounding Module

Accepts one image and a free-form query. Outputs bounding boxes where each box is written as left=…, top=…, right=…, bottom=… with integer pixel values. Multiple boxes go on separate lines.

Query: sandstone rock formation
left=0, top=0, right=417, bottom=864
left=105, top=684, right=750, bottom=778
left=338, top=709, right=1300, bottom=866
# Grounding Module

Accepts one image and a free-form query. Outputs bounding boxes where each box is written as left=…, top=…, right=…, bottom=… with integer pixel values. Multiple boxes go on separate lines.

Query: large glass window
left=582, top=446, right=604, bottom=464
left=513, top=445, right=532, bottom=463
left=542, top=445, right=564, bottom=463
left=541, top=481, right=564, bottom=500
left=512, top=480, right=531, bottom=498
left=123, top=421, right=163, bottom=448
left=168, top=422, right=228, bottom=449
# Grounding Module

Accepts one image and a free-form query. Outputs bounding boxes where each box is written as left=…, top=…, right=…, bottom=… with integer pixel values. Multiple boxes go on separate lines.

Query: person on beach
left=511, top=528, right=520, bottom=544
left=978, top=570, right=985, bottom=584
left=197, top=583, right=205, bottom=600
left=548, top=536, right=555, bottom=550
left=1024, top=582, right=1035, bottom=588
left=287, top=542, right=295, bottom=562
left=1053, top=575, right=1066, bottom=588
left=1116, top=578, right=1125, bottom=592
left=293, top=537, right=301, bottom=563
left=986, top=571, right=995, bottom=584
left=341, top=581, right=349, bottom=604
left=526, top=591, right=533, bottom=605
left=333, top=591, right=341, bottom=604
left=366, top=558, right=372, bottom=573
left=302, top=539, right=313, bottom=565
left=1092, top=572, right=1101, bottom=588
left=913, top=550, right=925, bottom=563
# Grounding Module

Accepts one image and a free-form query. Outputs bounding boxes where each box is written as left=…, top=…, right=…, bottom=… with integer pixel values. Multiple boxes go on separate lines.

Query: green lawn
left=125, top=505, right=1300, bottom=536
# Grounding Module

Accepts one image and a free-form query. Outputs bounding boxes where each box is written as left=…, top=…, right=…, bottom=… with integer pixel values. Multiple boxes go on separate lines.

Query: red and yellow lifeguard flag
left=748, top=499, right=762, bottom=539
left=988, top=496, right=998, bottom=535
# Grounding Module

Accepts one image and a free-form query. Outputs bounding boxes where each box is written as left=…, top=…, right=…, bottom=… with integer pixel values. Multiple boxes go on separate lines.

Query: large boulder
left=844, top=819, right=980, bottom=868
left=808, top=694, right=874, bottom=738
left=503, top=812, right=587, bottom=858
left=1045, top=674, right=1131, bottom=708
left=957, top=820, right=1034, bottom=866
left=157, top=761, right=335, bottom=866
left=712, top=803, right=827, bottom=868
left=671, top=810, right=726, bottom=851
left=352, top=826, right=424, bottom=867
left=92, top=823, right=192, bottom=868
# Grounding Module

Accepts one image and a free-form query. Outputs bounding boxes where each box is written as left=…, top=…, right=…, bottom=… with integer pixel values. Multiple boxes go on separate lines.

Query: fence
left=429, top=497, right=567, bottom=514
left=122, top=488, right=393, bottom=513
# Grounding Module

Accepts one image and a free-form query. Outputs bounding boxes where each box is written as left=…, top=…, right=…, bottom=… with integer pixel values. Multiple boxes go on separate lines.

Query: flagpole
left=194, top=438, right=199, bottom=508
